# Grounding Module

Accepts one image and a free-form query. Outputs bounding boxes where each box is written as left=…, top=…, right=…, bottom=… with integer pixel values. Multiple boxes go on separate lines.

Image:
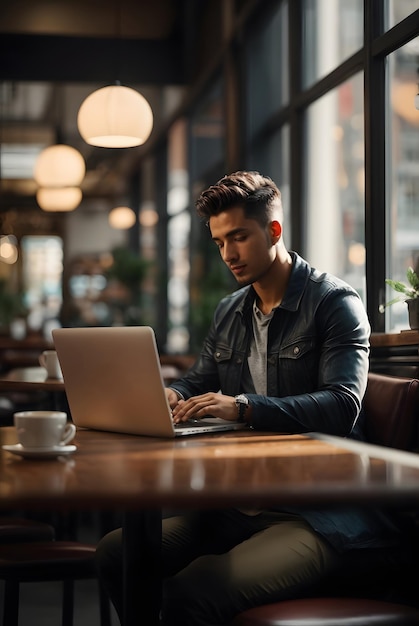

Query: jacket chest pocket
left=274, top=338, right=318, bottom=394
left=214, top=345, right=247, bottom=366
left=213, top=345, right=247, bottom=386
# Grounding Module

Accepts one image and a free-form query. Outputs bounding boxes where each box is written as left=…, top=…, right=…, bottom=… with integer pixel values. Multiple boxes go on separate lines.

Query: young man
left=96, top=171, right=402, bottom=625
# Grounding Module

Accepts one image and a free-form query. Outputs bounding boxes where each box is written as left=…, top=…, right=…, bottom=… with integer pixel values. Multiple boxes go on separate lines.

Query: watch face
left=235, top=395, right=248, bottom=422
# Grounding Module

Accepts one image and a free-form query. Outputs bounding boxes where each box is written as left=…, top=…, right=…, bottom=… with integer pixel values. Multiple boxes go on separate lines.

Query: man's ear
left=271, top=220, right=282, bottom=242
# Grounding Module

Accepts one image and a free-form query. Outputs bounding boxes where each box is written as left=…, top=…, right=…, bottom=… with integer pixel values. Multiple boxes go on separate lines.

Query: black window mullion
left=364, top=0, right=386, bottom=332
left=288, top=0, right=304, bottom=254
left=155, top=143, right=169, bottom=349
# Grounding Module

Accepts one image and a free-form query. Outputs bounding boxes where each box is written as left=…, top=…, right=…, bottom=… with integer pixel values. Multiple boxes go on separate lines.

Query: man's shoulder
left=308, top=270, right=360, bottom=299
left=292, top=252, right=358, bottom=295
left=288, top=252, right=360, bottom=308
left=218, top=286, right=250, bottom=306
left=213, top=286, right=251, bottom=318
left=308, top=267, right=358, bottom=295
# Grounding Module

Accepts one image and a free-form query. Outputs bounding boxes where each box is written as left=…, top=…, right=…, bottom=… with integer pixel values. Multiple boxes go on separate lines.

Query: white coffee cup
left=14, top=411, right=76, bottom=449
left=39, top=350, right=63, bottom=379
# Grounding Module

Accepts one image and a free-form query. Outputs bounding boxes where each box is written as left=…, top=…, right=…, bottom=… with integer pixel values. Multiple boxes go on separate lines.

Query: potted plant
left=104, top=246, right=151, bottom=326
left=385, top=266, right=419, bottom=330
left=0, top=279, right=27, bottom=335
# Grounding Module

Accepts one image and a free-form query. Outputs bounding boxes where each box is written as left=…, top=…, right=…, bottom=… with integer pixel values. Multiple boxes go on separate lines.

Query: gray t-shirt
left=248, top=299, right=275, bottom=395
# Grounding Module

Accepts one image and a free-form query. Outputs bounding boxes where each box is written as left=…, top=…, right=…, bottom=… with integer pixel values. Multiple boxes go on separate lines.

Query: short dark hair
left=195, top=171, right=282, bottom=228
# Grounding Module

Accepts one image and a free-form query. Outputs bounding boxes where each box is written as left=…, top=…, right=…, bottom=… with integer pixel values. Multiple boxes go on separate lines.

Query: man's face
left=209, top=205, right=277, bottom=287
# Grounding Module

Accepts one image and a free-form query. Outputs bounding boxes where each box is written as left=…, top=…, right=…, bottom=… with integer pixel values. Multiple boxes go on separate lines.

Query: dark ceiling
left=0, top=0, right=207, bottom=212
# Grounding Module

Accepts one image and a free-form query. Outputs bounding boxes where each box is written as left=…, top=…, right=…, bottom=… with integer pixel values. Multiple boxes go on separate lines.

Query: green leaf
left=384, top=296, right=407, bottom=308
left=407, top=267, right=419, bottom=291
left=385, top=279, right=410, bottom=295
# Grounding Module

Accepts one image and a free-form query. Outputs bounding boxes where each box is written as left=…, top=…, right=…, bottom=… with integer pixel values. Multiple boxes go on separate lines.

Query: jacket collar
left=280, top=251, right=311, bottom=312
left=236, top=251, right=311, bottom=317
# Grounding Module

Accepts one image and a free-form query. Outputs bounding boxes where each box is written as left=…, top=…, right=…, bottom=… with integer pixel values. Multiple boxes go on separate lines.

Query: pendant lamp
left=77, top=84, right=153, bottom=148
left=108, top=206, right=136, bottom=229
left=0, top=235, right=18, bottom=265
left=36, top=187, right=82, bottom=212
left=139, top=207, right=159, bottom=227
left=33, top=145, right=85, bottom=187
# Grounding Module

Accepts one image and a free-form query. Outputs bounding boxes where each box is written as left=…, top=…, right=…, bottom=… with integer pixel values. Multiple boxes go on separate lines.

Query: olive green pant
left=95, top=509, right=339, bottom=625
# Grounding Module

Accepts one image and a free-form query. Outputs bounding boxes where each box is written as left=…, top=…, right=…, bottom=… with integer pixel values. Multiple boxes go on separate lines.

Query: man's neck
left=253, top=250, right=292, bottom=315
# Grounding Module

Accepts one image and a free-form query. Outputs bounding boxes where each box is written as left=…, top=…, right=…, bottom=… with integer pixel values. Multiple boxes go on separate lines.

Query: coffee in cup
left=39, top=350, right=63, bottom=379
left=14, top=411, right=76, bottom=449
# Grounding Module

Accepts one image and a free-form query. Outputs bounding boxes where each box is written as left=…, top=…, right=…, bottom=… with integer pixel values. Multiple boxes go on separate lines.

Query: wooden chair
left=231, top=372, right=419, bottom=626
left=0, top=519, right=111, bottom=626
left=0, top=516, right=55, bottom=543
left=363, top=371, right=419, bottom=450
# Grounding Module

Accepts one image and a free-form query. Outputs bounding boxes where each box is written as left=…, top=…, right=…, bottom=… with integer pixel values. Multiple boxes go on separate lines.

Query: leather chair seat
left=0, top=517, right=55, bottom=542
left=232, top=597, right=419, bottom=626
left=0, top=541, right=97, bottom=580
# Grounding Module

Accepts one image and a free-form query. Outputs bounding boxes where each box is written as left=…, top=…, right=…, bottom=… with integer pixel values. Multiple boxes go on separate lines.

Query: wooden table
left=371, top=330, right=419, bottom=348
left=2, top=426, right=419, bottom=625
left=0, top=366, right=67, bottom=414
left=0, top=366, right=65, bottom=393
left=370, top=331, right=419, bottom=378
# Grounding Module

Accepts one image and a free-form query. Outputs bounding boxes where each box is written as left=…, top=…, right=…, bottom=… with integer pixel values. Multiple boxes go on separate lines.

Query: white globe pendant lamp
left=108, top=206, right=136, bottom=229
left=33, top=144, right=85, bottom=187
left=33, top=143, right=85, bottom=212
left=77, top=84, right=153, bottom=148
left=36, top=187, right=82, bottom=212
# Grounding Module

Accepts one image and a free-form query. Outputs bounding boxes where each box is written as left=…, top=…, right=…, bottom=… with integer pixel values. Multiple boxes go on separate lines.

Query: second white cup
left=39, top=350, right=63, bottom=379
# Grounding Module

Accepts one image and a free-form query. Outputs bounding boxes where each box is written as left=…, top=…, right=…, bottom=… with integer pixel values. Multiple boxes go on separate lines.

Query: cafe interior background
left=0, top=0, right=418, bottom=359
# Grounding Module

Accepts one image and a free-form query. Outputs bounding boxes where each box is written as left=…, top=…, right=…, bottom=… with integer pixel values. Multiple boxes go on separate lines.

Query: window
left=246, top=2, right=291, bottom=238
left=246, top=1, right=289, bottom=137
left=305, top=73, right=365, bottom=301
left=302, top=0, right=363, bottom=88
left=385, top=41, right=419, bottom=330
left=21, top=235, right=63, bottom=335
left=249, top=125, right=291, bottom=243
left=386, top=0, right=419, bottom=29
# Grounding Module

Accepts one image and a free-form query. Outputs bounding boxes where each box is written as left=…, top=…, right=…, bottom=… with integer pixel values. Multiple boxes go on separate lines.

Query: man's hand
left=171, top=392, right=237, bottom=423
left=166, top=388, right=182, bottom=410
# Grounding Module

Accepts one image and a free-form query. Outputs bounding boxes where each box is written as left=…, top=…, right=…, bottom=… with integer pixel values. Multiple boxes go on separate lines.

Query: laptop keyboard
left=175, top=419, right=207, bottom=429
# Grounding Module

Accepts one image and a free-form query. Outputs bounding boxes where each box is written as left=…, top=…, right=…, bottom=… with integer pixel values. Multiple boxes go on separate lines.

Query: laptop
left=52, top=326, right=246, bottom=438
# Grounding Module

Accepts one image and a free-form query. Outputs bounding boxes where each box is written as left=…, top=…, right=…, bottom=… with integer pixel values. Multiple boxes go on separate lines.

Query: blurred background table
left=0, top=334, right=54, bottom=373
left=370, top=331, right=419, bottom=378
left=0, top=366, right=66, bottom=423
left=370, top=331, right=419, bottom=348
left=0, top=366, right=64, bottom=393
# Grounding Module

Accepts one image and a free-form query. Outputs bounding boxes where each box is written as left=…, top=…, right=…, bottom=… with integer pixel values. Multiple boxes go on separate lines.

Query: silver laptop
left=52, top=326, right=246, bottom=438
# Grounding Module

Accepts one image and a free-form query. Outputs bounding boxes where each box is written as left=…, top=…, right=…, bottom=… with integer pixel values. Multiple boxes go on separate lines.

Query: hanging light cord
left=114, top=0, right=123, bottom=85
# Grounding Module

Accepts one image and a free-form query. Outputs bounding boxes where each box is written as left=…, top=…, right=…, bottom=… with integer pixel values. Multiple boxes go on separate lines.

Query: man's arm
left=249, top=289, right=370, bottom=436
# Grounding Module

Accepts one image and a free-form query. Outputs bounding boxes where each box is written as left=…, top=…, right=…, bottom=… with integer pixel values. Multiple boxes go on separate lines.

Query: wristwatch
left=234, top=394, right=249, bottom=422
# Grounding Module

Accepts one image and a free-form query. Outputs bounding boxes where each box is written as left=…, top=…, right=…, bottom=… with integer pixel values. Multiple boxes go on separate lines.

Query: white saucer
left=2, top=443, right=77, bottom=459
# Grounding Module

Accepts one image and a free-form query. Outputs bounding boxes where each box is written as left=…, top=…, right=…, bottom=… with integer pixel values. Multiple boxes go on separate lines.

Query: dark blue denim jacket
left=171, top=252, right=402, bottom=552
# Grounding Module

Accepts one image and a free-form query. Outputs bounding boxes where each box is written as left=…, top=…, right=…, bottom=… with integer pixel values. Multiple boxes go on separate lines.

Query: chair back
left=363, top=371, right=419, bottom=451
